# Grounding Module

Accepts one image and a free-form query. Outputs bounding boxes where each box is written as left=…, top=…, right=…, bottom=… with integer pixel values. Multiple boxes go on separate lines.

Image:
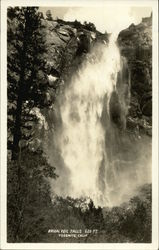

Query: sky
left=39, top=6, right=152, bottom=34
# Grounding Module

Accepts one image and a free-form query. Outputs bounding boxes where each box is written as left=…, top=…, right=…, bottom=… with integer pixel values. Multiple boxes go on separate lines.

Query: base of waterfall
left=46, top=184, right=152, bottom=243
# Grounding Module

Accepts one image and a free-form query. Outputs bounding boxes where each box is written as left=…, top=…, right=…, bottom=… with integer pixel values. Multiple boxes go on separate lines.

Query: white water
left=56, top=36, right=121, bottom=206
left=44, top=7, right=152, bottom=207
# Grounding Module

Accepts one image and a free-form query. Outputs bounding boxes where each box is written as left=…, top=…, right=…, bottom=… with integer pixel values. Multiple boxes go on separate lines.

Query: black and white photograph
left=0, top=0, right=158, bottom=249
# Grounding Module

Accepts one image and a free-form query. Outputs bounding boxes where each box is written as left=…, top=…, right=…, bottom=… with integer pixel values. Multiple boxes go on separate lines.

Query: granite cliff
left=118, top=14, right=152, bottom=137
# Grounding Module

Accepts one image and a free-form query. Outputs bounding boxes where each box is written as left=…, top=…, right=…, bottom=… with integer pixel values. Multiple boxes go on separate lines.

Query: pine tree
left=46, top=10, right=53, bottom=21
left=7, top=7, right=57, bottom=242
left=7, top=7, right=50, bottom=160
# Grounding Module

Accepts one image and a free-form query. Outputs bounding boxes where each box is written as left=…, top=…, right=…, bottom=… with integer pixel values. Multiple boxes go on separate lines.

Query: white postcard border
left=1, top=0, right=158, bottom=249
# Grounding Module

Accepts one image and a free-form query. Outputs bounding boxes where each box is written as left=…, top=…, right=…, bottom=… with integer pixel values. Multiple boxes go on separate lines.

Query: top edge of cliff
left=117, top=13, right=152, bottom=50
left=41, top=17, right=109, bottom=74
left=42, top=17, right=109, bottom=42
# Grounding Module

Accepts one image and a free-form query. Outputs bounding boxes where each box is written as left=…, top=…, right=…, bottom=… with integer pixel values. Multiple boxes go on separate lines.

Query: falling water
left=45, top=30, right=152, bottom=207
left=42, top=7, right=152, bottom=207
left=53, top=35, right=122, bottom=206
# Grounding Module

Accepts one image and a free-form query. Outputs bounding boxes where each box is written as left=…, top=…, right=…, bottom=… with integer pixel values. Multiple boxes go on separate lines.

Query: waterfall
left=40, top=7, right=152, bottom=208
left=50, top=35, right=123, bottom=206
left=46, top=30, right=151, bottom=207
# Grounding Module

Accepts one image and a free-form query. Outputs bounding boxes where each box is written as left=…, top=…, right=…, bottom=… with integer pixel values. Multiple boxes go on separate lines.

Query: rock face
left=117, top=14, right=152, bottom=137
left=42, top=18, right=108, bottom=83
left=40, top=18, right=109, bottom=128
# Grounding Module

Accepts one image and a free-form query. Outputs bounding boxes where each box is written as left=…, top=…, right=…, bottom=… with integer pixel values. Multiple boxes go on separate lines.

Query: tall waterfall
left=42, top=7, right=152, bottom=208
left=47, top=32, right=151, bottom=207
left=53, top=36, right=122, bottom=206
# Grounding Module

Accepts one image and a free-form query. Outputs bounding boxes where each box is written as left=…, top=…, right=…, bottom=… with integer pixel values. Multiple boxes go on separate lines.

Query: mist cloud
left=64, top=6, right=138, bottom=35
